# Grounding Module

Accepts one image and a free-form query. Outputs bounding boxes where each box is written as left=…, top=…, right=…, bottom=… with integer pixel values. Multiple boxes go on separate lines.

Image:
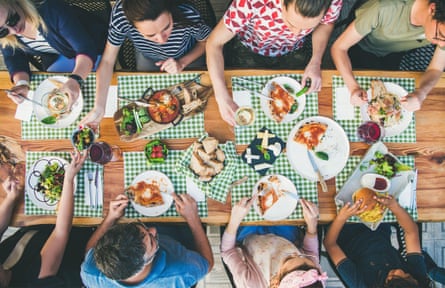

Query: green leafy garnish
left=367, top=151, right=412, bottom=178
left=315, top=151, right=329, bottom=161
left=283, top=84, right=295, bottom=94
left=255, top=145, right=271, bottom=160
left=41, top=116, right=57, bottom=124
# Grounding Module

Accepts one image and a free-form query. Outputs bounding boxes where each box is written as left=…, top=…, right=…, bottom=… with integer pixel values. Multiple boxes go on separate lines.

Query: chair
left=117, top=0, right=216, bottom=71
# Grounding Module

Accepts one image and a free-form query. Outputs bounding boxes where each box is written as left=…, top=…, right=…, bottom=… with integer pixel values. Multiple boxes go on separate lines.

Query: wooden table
left=1, top=69, right=444, bottom=226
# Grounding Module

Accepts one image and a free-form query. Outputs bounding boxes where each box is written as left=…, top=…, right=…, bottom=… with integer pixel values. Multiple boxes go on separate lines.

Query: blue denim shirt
left=80, top=234, right=209, bottom=288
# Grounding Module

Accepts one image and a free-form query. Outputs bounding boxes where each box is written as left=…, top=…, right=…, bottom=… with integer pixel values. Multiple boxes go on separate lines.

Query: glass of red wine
left=88, top=142, right=121, bottom=165
left=357, top=121, right=384, bottom=144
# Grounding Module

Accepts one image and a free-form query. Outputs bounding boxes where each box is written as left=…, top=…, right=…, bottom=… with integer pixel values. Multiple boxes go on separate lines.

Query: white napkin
left=84, top=170, right=103, bottom=208
left=15, top=91, right=34, bottom=121
left=186, top=177, right=205, bottom=202
left=398, top=171, right=417, bottom=209
left=104, top=86, right=118, bottom=118
left=334, top=87, right=355, bottom=120
left=233, top=90, right=252, bottom=107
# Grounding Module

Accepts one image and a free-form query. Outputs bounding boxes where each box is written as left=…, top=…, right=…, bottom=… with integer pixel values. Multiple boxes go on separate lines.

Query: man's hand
left=300, top=198, right=319, bottom=234
left=62, top=78, right=81, bottom=111
left=79, top=108, right=104, bottom=134
left=400, top=91, right=424, bottom=111
left=6, top=85, right=30, bottom=104
left=156, top=58, right=185, bottom=74
left=350, top=87, right=368, bottom=106
left=173, top=193, right=199, bottom=223
left=337, top=200, right=367, bottom=221
left=65, top=150, right=87, bottom=180
left=303, top=61, right=322, bottom=94
left=106, top=194, right=129, bottom=222
left=2, top=176, right=20, bottom=201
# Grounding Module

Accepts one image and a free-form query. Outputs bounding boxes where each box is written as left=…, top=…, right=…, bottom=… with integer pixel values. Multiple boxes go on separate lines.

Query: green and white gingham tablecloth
left=124, top=151, right=208, bottom=218
left=176, top=137, right=239, bottom=203
left=231, top=155, right=318, bottom=222
left=332, top=75, right=416, bottom=143
left=232, top=74, right=319, bottom=145
left=22, top=74, right=96, bottom=140
left=118, top=73, right=205, bottom=139
left=25, top=151, right=103, bottom=217
left=335, top=155, right=417, bottom=222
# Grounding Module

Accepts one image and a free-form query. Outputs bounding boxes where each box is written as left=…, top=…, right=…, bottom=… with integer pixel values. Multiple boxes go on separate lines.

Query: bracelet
left=68, top=74, right=85, bottom=89
left=15, top=80, right=29, bottom=87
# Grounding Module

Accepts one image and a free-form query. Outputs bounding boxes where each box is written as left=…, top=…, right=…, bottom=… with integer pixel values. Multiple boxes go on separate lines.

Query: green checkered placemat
left=123, top=151, right=208, bottom=218
left=332, top=75, right=416, bottom=143
left=22, top=74, right=96, bottom=140
left=335, top=155, right=417, bottom=222
left=25, top=151, right=103, bottom=217
left=232, top=74, right=319, bottom=145
left=231, top=155, right=318, bottom=222
left=176, top=139, right=239, bottom=203
left=117, top=73, right=204, bottom=139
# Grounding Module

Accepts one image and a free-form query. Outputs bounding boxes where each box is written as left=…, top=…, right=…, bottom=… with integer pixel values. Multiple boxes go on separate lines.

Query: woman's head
left=0, top=0, right=44, bottom=48
left=122, top=0, right=186, bottom=43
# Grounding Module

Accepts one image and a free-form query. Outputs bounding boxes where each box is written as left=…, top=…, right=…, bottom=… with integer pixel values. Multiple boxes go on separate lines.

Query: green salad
left=37, top=162, right=65, bottom=202
left=361, top=151, right=411, bottom=178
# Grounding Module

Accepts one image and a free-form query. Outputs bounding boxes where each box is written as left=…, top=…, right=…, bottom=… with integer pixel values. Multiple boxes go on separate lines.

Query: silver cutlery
left=306, top=150, right=328, bottom=192
left=94, top=166, right=99, bottom=208
left=410, top=169, right=418, bottom=210
left=87, top=171, right=95, bottom=208
left=284, top=190, right=300, bottom=201
left=231, top=82, right=273, bottom=101
left=5, top=90, right=44, bottom=107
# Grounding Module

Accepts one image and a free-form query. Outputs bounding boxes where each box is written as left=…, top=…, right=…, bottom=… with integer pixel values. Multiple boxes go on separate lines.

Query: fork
left=87, top=171, right=94, bottom=208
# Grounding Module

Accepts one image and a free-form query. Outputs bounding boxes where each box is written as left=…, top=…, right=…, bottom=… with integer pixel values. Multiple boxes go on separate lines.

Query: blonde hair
left=0, top=0, right=45, bottom=49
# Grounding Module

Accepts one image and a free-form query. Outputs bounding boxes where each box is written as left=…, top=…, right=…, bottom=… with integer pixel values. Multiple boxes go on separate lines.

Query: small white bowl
left=360, top=173, right=391, bottom=192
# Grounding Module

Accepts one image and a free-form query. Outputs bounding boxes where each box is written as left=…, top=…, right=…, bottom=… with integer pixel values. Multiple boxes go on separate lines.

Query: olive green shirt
left=354, top=0, right=430, bottom=57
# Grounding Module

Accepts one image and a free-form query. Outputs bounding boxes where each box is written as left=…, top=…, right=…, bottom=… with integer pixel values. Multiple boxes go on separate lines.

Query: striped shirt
left=18, top=30, right=59, bottom=55
left=109, top=0, right=211, bottom=61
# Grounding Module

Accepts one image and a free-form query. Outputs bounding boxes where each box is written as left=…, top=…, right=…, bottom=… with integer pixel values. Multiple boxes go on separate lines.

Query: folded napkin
left=398, top=170, right=417, bottom=209
left=15, top=91, right=34, bottom=121
left=84, top=170, right=103, bottom=208
left=186, top=177, right=206, bottom=202
left=233, top=90, right=252, bottom=107
left=334, top=87, right=355, bottom=120
left=104, top=85, right=118, bottom=118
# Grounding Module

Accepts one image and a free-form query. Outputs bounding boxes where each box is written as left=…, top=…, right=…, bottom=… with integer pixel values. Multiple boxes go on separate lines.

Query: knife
left=94, top=166, right=99, bottom=208
left=5, top=90, right=44, bottom=107
left=306, top=150, right=328, bottom=192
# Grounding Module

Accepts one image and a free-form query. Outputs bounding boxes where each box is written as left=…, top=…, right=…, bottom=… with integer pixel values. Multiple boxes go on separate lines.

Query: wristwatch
left=68, top=74, right=85, bottom=89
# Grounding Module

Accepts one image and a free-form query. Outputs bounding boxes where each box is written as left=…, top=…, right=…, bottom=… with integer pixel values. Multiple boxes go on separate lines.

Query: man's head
left=384, top=268, right=420, bottom=288
left=93, top=222, right=159, bottom=282
left=281, top=0, right=331, bottom=34
left=422, top=0, right=445, bottom=46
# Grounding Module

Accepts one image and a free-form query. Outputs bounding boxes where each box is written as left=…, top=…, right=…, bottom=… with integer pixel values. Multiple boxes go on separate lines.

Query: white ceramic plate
left=128, top=170, right=174, bottom=216
left=33, top=76, right=83, bottom=128
left=253, top=174, right=299, bottom=221
left=26, top=156, right=74, bottom=210
left=361, top=82, right=413, bottom=137
left=287, top=116, right=350, bottom=181
left=260, top=76, right=306, bottom=123
left=335, top=142, right=415, bottom=230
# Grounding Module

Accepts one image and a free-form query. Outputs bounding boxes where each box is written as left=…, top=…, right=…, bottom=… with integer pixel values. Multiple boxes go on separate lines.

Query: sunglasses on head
left=0, top=11, right=20, bottom=38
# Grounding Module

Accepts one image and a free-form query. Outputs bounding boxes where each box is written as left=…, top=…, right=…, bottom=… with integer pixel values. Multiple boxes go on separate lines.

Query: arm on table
left=331, top=21, right=368, bottom=106
left=304, top=23, right=334, bottom=92
left=80, top=42, right=120, bottom=132
left=159, top=40, right=207, bottom=73
left=206, top=20, right=238, bottom=126
left=84, top=194, right=129, bottom=253
left=38, top=151, right=87, bottom=278
left=174, top=193, right=214, bottom=271
left=401, top=46, right=445, bottom=111
left=323, top=201, right=366, bottom=265
left=0, top=177, right=21, bottom=239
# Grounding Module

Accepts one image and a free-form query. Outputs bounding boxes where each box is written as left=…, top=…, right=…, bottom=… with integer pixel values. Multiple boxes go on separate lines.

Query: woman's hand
left=64, top=150, right=87, bottom=180
left=400, top=91, right=424, bottom=111
left=231, top=197, right=254, bottom=225
left=350, top=87, right=368, bottom=106
left=216, top=96, right=238, bottom=126
left=2, top=176, right=20, bottom=202
left=62, top=78, right=81, bottom=111
left=300, top=198, right=319, bottom=234
left=6, top=85, right=30, bottom=105
left=79, top=108, right=104, bottom=134
left=156, top=58, right=185, bottom=74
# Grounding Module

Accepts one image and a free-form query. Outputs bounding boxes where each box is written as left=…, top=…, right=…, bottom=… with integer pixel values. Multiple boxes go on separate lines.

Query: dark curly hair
left=122, top=0, right=192, bottom=27
left=431, top=0, right=445, bottom=23
left=93, top=222, right=147, bottom=280
left=282, top=0, right=332, bottom=18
